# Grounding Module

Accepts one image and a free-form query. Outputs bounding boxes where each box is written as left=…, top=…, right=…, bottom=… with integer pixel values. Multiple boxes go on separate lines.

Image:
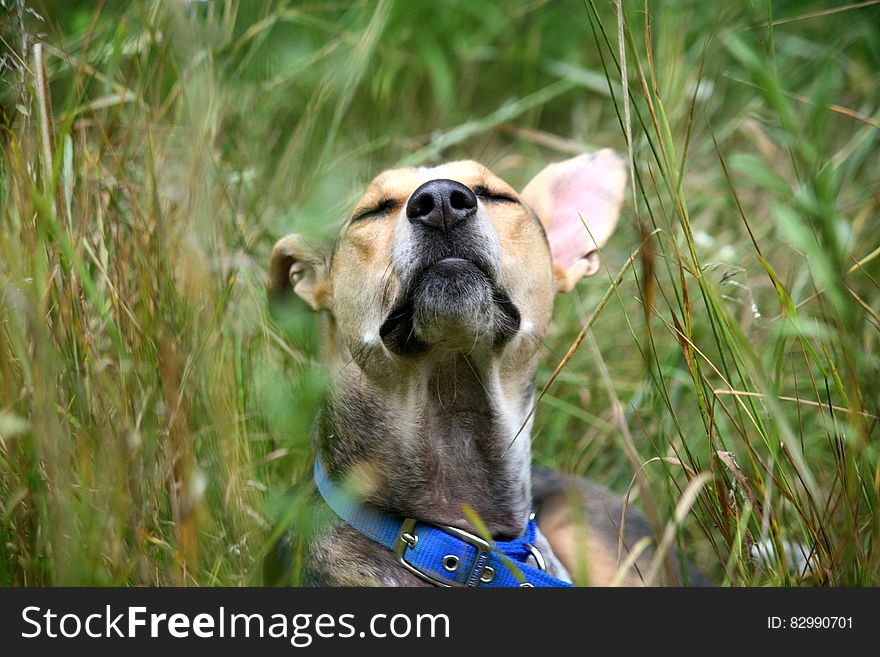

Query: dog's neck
left=318, top=349, right=536, bottom=538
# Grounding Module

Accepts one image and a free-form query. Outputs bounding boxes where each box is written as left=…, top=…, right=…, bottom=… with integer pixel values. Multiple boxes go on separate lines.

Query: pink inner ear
left=545, top=152, right=626, bottom=269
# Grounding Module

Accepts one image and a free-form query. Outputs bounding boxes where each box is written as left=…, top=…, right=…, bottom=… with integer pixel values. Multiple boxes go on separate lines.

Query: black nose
left=406, top=179, right=478, bottom=232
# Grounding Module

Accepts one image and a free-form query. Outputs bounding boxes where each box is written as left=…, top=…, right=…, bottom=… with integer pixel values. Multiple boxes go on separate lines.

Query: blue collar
left=314, top=458, right=572, bottom=587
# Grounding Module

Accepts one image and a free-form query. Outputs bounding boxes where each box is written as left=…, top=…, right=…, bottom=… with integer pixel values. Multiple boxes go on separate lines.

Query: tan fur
left=538, top=492, right=647, bottom=586
left=262, top=154, right=697, bottom=588
left=328, top=161, right=556, bottom=375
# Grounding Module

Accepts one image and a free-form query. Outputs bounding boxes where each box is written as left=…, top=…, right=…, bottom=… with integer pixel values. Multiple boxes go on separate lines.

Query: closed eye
left=474, top=186, right=519, bottom=205
left=352, top=199, right=397, bottom=222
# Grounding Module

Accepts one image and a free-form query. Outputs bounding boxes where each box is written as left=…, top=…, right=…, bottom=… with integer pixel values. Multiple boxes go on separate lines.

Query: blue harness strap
left=314, top=458, right=572, bottom=587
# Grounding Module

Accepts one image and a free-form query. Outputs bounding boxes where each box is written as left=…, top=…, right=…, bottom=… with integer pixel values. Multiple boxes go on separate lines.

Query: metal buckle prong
left=524, top=542, right=547, bottom=571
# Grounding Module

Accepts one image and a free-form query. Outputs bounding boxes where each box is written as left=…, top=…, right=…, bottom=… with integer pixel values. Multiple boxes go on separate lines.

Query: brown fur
left=266, top=153, right=705, bottom=586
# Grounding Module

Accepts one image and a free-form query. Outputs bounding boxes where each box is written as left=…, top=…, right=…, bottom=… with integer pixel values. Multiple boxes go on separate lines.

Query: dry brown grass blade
left=717, top=450, right=762, bottom=513
left=713, top=389, right=878, bottom=420
left=644, top=473, right=710, bottom=585
left=763, top=0, right=880, bottom=27
left=32, top=43, right=60, bottom=217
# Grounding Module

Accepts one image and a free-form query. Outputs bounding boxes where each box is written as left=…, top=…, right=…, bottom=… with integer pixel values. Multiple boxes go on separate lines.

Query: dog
left=265, top=150, right=705, bottom=586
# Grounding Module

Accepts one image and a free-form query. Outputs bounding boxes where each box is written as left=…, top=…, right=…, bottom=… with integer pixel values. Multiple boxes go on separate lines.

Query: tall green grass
left=1, top=0, right=878, bottom=585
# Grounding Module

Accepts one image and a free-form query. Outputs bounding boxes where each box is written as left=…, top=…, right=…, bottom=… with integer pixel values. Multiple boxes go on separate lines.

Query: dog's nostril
left=409, top=193, right=434, bottom=218
left=449, top=189, right=476, bottom=211
left=406, top=189, right=436, bottom=220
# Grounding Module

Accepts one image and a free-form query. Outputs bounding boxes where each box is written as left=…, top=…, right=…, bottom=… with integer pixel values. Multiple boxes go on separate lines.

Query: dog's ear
left=268, top=234, right=332, bottom=311
left=520, top=149, right=626, bottom=293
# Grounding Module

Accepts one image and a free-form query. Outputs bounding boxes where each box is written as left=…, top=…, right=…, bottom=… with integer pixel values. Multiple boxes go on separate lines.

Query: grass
left=1, top=0, right=878, bottom=586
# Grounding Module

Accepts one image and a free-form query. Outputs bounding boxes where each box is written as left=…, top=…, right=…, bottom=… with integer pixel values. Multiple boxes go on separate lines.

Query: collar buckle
left=394, top=517, right=494, bottom=587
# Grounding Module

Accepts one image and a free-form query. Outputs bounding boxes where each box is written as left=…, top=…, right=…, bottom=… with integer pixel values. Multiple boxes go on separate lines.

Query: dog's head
left=269, top=151, right=626, bottom=376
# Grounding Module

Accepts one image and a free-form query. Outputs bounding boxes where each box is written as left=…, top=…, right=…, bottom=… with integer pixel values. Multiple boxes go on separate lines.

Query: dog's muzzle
left=379, top=180, right=521, bottom=356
